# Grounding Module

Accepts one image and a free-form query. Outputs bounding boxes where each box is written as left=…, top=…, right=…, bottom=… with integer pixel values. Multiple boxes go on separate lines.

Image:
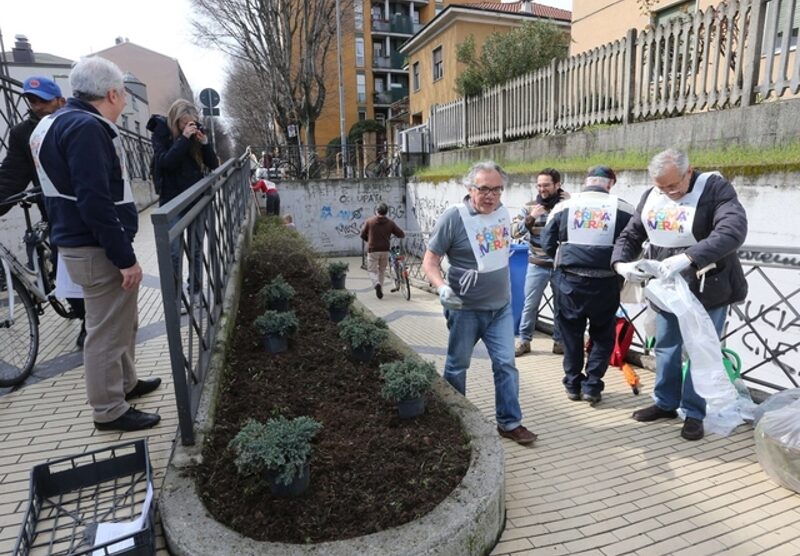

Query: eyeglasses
left=471, top=185, right=504, bottom=196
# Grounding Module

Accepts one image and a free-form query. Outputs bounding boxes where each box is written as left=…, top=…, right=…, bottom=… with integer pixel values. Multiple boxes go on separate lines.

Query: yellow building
left=399, top=1, right=571, bottom=128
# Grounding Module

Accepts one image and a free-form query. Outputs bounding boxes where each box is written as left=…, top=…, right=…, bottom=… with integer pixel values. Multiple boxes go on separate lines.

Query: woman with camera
left=148, top=99, right=219, bottom=308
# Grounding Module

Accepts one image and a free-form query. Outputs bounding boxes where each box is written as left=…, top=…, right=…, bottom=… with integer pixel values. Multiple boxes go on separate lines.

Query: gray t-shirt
left=427, top=197, right=510, bottom=310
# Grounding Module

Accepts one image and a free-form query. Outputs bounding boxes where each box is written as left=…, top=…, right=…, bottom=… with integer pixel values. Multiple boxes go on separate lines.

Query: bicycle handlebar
left=0, top=187, right=43, bottom=207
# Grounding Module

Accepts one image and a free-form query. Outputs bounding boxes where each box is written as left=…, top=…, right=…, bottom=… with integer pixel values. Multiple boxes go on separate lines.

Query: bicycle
left=388, top=245, right=411, bottom=300
left=364, top=151, right=402, bottom=178
left=1, top=188, right=79, bottom=387
left=274, top=151, right=331, bottom=180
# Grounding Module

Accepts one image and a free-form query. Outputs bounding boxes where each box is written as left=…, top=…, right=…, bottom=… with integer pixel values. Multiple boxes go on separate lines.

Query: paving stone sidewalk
left=1, top=217, right=799, bottom=554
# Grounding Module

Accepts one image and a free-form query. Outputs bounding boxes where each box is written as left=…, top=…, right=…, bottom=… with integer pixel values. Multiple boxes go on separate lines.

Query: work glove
left=437, top=285, right=463, bottom=309
left=658, top=253, right=692, bottom=280
left=613, top=261, right=650, bottom=284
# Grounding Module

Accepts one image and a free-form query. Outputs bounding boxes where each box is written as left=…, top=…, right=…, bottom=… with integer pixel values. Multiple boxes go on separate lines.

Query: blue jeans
left=443, top=303, right=523, bottom=431
left=518, top=262, right=560, bottom=343
left=654, top=305, right=727, bottom=420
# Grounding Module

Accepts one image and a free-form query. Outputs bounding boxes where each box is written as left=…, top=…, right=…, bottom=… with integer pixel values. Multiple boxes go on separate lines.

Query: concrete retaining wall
left=430, top=98, right=800, bottom=167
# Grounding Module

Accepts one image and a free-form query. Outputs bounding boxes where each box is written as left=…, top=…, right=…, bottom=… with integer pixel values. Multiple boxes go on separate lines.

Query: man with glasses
left=512, top=168, right=569, bottom=357
left=541, top=166, right=635, bottom=406
left=422, top=161, right=537, bottom=445
left=612, top=149, right=747, bottom=441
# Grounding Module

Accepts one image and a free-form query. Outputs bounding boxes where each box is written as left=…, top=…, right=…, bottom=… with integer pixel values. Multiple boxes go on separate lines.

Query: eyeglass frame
left=470, top=185, right=504, bottom=196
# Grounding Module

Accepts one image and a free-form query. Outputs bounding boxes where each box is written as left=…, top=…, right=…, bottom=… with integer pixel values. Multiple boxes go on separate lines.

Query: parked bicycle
left=388, top=245, right=410, bottom=300
left=364, top=150, right=402, bottom=178
left=0, top=188, right=79, bottom=387
left=274, top=151, right=332, bottom=180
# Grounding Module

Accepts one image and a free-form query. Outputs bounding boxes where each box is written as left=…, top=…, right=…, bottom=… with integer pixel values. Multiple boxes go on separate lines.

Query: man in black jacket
left=0, top=77, right=87, bottom=348
left=612, top=148, right=748, bottom=441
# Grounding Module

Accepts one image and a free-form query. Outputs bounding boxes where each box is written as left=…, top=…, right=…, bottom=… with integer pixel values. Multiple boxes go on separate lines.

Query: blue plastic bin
left=509, top=244, right=528, bottom=335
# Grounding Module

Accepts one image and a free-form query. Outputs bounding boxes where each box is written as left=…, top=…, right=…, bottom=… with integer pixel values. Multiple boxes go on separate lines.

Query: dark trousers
left=266, top=192, right=280, bottom=216
left=555, top=271, right=620, bottom=396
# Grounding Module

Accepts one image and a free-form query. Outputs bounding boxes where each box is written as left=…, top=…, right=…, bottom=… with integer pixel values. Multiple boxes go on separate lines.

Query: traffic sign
left=287, top=124, right=297, bottom=138
left=202, top=107, right=220, bottom=116
left=199, top=88, right=220, bottom=108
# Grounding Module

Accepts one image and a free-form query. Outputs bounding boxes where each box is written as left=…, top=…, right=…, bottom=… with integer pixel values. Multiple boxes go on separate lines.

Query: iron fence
left=430, top=0, right=800, bottom=150
left=151, top=152, right=253, bottom=445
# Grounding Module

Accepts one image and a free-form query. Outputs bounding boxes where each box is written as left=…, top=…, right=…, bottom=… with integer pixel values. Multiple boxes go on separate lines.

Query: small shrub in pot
left=322, top=289, right=355, bottom=322
left=327, top=261, right=349, bottom=289
left=253, top=310, right=299, bottom=353
left=380, top=358, right=438, bottom=419
left=337, top=315, right=389, bottom=362
left=258, top=275, right=296, bottom=311
left=228, top=416, right=322, bottom=497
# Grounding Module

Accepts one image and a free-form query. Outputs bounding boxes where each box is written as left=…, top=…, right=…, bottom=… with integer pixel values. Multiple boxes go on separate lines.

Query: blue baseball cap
left=23, top=76, right=62, bottom=101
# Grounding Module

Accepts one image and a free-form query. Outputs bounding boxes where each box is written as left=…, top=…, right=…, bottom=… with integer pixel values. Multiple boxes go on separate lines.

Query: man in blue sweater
left=30, top=57, right=160, bottom=432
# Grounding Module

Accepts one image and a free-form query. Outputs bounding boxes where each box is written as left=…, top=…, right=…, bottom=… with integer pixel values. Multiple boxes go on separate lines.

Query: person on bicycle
left=360, top=202, right=405, bottom=299
left=30, top=57, right=161, bottom=432
left=0, top=76, right=87, bottom=348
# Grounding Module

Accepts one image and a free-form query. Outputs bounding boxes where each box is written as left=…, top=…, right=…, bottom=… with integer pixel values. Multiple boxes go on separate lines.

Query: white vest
left=30, top=108, right=134, bottom=205
left=564, top=192, right=619, bottom=246
left=641, top=171, right=718, bottom=248
left=453, top=203, right=511, bottom=295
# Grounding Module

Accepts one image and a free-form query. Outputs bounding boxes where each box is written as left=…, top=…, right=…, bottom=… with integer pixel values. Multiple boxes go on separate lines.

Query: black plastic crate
left=13, top=439, right=155, bottom=556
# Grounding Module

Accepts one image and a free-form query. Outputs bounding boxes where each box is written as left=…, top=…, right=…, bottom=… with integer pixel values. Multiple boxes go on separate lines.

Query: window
left=768, top=0, right=800, bottom=53
left=357, top=73, right=366, bottom=104
left=375, top=113, right=386, bottom=126
left=356, top=37, right=365, bottom=67
left=374, top=77, right=385, bottom=93
left=412, top=62, right=420, bottom=91
left=653, top=0, right=694, bottom=27
left=358, top=109, right=367, bottom=121
left=374, top=42, right=384, bottom=59
left=354, top=2, right=363, bottom=31
left=134, top=121, right=141, bottom=135
left=432, top=46, right=443, bottom=81
left=131, top=95, right=137, bottom=110
left=121, top=114, right=129, bottom=129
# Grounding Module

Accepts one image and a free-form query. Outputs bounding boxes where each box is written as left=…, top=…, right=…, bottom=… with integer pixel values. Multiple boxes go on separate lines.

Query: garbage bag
left=753, top=388, right=800, bottom=426
left=754, top=399, right=800, bottom=493
left=639, top=260, right=753, bottom=436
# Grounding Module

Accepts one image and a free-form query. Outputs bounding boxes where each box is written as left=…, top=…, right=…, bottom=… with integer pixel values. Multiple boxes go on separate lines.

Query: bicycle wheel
left=0, top=275, right=39, bottom=387
left=275, top=160, right=299, bottom=180
left=399, top=263, right=411, bottom=300
left=364, top=159, right=385, bottom=178
left=308, top=159, right=330, bottom=179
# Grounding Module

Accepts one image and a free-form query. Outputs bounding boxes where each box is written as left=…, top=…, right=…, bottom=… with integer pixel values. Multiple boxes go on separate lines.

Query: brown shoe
left=681, top=417, right=704, bottom=440
left=552, top=342, right=564, bottom=355
left=498, top=425, right=537, bottom=445
left=515, top=340, right=531, bottom=357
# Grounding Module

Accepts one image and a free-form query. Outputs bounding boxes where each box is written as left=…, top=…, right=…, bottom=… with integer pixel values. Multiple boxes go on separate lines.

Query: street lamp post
left=335, top=0, right=348, bottom=177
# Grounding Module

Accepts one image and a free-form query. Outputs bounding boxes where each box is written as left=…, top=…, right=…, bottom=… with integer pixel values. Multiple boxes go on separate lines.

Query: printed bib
left=456, top=204, right=511, bottom=273
left=565, top=193, right=619, bottom=246
left=642, top=172, right=717, bottom=248
left=30, top=108, right=134, bottom=204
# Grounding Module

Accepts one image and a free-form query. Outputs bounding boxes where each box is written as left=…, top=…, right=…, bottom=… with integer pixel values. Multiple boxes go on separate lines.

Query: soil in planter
left=196, top=240, right=471, bottom=544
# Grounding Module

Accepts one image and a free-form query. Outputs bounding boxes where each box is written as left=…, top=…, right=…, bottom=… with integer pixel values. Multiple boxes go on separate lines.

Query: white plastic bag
left=754, top=399, right=800, bottom=493
left=753, top=388, right=800, bottom=425
left=640, top=260, right=752, bottom=436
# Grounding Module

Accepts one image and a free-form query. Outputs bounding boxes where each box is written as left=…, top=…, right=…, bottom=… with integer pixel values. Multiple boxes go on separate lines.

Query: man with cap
left=541, top=166, right=635, bottom=404
left=0, top=76, right=65, bottom=211
left=0, top=77, right=88, bottom=348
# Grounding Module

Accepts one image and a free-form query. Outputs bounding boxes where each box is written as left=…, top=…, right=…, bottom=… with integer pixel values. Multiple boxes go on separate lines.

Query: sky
left=3, top=0, right=572, bottom=106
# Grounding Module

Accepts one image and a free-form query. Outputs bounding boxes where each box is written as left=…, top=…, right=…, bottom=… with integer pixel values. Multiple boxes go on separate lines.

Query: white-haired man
left=422, top=161, right=537, bottom=445
left=30, top=57, right=161, bottom=432
left=612, top=148, right=748, bottom=441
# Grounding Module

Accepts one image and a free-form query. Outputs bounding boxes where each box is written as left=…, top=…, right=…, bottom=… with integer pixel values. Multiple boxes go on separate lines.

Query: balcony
left=375, top=87, right=409, bottom=105
left=373, top=56, right=391, bottom=69
left=371, top=18, right=390, bottom=32
left=371, top=15, right=414, bottom=35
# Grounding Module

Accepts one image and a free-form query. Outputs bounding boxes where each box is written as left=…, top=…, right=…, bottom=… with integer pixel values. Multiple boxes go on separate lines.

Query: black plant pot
left=351, top=344, right=376, bottom=362
left=329, top=306, right=349, bottom=322
left=331, top=274, right=346, bottom=290
left=264, top=333, right=288, bottom=354
left=266, top=460, right=310, bottom=497
left=268, top=298, right=290, bottom=312
left=397, top=396, right=425, bottom=419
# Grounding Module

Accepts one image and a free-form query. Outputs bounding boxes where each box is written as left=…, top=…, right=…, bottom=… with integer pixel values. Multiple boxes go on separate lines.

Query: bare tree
left=223, top=59, right=281, bottom=154
left=191, top=0, right=349, bottom=151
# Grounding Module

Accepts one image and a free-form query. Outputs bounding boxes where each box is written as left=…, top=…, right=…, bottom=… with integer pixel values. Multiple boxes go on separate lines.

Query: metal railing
left=430, top=0, right=800, bottom=150
left=151, top=152, right=253, bottom=445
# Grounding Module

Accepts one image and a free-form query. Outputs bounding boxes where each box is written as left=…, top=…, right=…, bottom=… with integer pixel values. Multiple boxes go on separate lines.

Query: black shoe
left=76, top=322, right=87, bottom=349
left=95, top=407, right=161, bottom=432
left=681, top=417, right=704, bottom=441
left=125, top=378, right=162, bottom=401
left=632, top=404, right=678, bottom=422
left=582, top=392, right=602, bottom=404
left=390, top=287, right=399, bottom=293
left=566, top=391, right=581, bottom=401
left=375, top=284, right=383, bottom=299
